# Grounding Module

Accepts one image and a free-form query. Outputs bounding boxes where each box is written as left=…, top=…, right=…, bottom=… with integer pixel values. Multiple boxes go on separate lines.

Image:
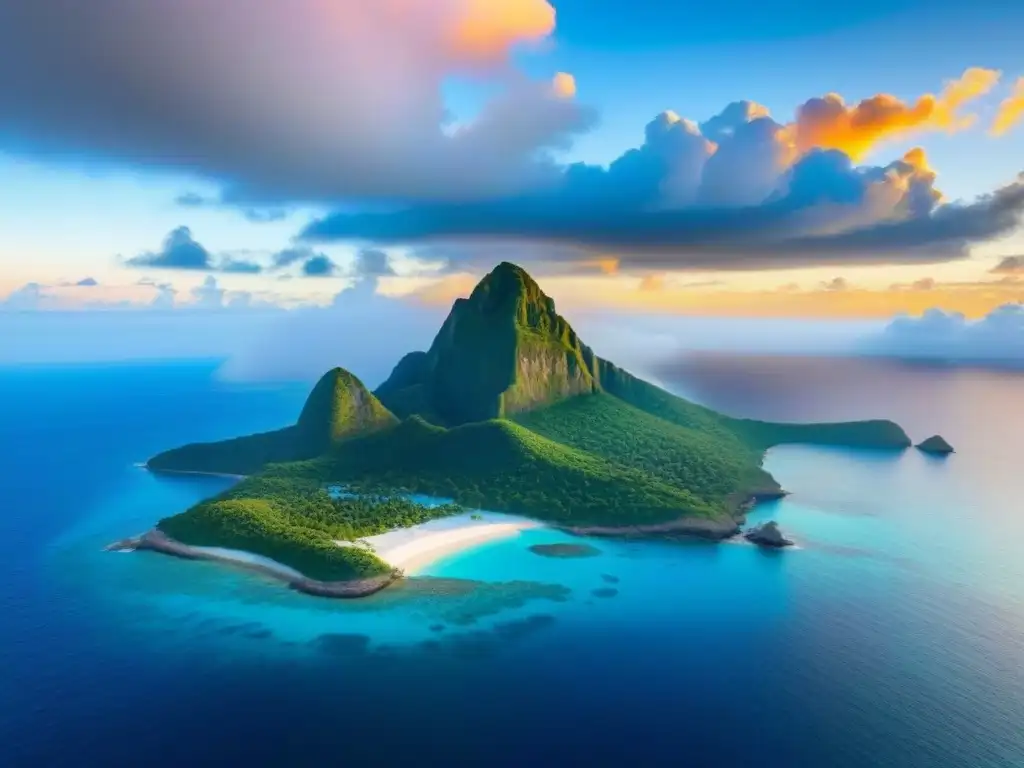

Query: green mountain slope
left=143, top=260, right=916, bottom=583
left=512, top=393, right=778, bottom=506
left=269, top=415, right=720, bottom=526
left=293, top=367, right=397, bottom=454
left=594, top=357, right=911, bottom=451
left=148, top=367, right=397, bottom=475
left=376, top=262, right=600, bottom=425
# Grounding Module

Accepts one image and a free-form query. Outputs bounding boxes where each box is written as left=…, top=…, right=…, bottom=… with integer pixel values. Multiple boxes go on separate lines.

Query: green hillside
left=269, top=415, right=719, bottom=525
left=146, top=261, right=914, bottom=584
left=148, top=366, right=396, bottom=475
left=157, top=477, right=459, bottom=581
left=511, top=393, right=778, bottom=505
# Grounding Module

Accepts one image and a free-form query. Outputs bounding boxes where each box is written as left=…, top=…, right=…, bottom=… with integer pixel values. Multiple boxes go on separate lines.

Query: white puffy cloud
left=1, top=283, right=46, bottom=310
left=190, top=276, right=226, bottom=309
left=217, top=278, right=447, bottom=385
left=868, top=303, right=1024, bottom=366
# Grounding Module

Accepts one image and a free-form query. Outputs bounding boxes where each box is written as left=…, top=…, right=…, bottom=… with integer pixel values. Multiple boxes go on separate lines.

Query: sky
left=2, top=0, right=1024, bottom=327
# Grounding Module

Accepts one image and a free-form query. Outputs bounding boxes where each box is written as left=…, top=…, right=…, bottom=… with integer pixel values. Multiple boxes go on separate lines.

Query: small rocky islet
left=915, top=434, right=954, bottom=455
left=743, top=521, right=794, bottom=548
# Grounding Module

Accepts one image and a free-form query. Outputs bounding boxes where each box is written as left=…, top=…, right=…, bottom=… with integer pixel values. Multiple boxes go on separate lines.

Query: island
left=916, top=435, right=954, bottom=455
left=115, top=262, right=915, bottom=596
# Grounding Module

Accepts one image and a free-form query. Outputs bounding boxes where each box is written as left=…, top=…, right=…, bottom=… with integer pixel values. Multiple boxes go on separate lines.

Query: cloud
left=1, top=282, right=46, bottom=310
left=787, top=68, right=1000, bottom=160
left=822, top=277, right=849, bottom=291
left=991, top=77, right=1024, bottom=137
left=151, top=283, right=177, bottom=308
left=76, top=277, right=99, bottom=287
left=242, top=208, right=289, bottom=224
left=303, top=255, right=338, bottom=277
left=218, top=279, right=448, bottom=385
left=272, top=246, right=352, bottom=279
left=126, top=226, right=212, bottom=270
left=174, top=192, right=207, bottom=208
left=991, top=256, right=1024, bottom=274
left=294, top=66, right=1024, bottom=272
left=220, top=258, right=263, bottom=274
left=353, top=248, right=396, bottom=278
left=271, top=247, right=315, bottom=270
left=303, top=143, right=1024, bottom=271
left=126, top=226, right=264, bottom=273
left=175, top=192, right=288, bottom=223
left=0, top=0, right=593, bottom=204
left=638, top=274, right=667, bottom=292
left=868, top=303, right=1024, bottom=366
left=190, top=276, right=226, bottom=308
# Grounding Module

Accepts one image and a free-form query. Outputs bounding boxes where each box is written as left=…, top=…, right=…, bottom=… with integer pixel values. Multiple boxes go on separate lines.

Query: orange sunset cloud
left=786, top=67, right=1001, bottom=160
left=448, top=0, right=556, bottom=62
left=991, top=77, right=1024, bottom=137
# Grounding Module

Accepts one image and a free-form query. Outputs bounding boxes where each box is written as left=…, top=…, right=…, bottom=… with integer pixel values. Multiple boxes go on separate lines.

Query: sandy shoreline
left=342, top=511, right=544, bottom=575
left=106, top=530, right=399, bottom=598
left=106, top=511, right=543, bottom=598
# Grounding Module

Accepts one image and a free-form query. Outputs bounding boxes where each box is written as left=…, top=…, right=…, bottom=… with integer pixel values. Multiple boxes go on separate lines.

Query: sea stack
left=916, top=435, right=954, bottom=456
left=744, top=521, right=793, bottom=548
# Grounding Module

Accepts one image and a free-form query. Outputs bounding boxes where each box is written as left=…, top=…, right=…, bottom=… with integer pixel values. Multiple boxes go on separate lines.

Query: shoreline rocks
left=559, top=514, right=741, bottom=541
left=560, top=489, right=788, bottom=542
left=107, top=529, right=399, bottom=599
left=743, top=521, right=794, bottom=548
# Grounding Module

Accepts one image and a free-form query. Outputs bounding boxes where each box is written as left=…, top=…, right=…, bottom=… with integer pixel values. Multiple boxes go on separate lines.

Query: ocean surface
left=2, top=357, right=1023, bottom=767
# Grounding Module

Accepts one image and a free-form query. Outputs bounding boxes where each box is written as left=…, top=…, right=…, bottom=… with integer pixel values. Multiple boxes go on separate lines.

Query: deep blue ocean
left=2, top=357, right=1023, bottom=767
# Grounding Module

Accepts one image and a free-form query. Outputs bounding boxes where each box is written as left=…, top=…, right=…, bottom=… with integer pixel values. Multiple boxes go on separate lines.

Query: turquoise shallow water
left=3, top=358, right=1024, bottom=766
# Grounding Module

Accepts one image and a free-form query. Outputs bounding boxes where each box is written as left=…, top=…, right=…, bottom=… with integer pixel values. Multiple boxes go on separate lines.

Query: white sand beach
left=338, top=511, right=544, bottom=575
left=143, top=512, right=543, bottom=584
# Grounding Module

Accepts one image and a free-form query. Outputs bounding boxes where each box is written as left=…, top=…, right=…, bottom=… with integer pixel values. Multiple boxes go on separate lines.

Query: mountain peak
left=376, top=262, right=598, bottom=425
left=469, top=261, right=553, bottom=314
left=295, top=367, right=397, bottom=454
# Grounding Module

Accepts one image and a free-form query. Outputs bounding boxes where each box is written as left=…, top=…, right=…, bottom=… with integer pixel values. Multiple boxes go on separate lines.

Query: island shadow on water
left=528, top=543, right=603, bottom=559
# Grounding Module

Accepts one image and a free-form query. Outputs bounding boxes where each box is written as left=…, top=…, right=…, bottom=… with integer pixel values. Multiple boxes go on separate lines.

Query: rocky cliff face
left=376, top=262, right=600, bottom=425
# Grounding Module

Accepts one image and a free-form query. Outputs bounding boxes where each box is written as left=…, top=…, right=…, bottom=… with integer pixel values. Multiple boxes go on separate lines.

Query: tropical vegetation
left=148, top=261, right=913, bottom=582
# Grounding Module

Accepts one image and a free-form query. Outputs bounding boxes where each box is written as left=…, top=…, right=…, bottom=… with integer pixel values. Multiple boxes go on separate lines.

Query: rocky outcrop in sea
left=744, top=521, right=794, bottom=548
left=915, top=435, right=954, bottom=455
